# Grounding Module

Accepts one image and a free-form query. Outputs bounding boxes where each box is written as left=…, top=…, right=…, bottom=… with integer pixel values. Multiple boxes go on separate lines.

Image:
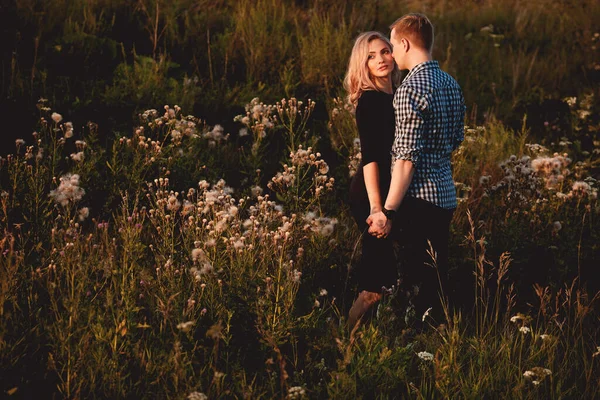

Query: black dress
left=349, top=90, right=397, bottom=292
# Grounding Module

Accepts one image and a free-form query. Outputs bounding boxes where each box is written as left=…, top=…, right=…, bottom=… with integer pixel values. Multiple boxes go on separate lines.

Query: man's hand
left=367, top=211, right=392, bottom=238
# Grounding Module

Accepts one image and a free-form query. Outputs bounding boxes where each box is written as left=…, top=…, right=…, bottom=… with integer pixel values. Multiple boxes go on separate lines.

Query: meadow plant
left=1, top=91, right=599, bottom=398
left=328, top=96, right=358, bottom=155
left=268, top=145, right=335, bottom=214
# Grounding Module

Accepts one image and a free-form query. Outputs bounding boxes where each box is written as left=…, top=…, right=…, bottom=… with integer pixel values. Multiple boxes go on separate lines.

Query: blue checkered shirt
left=391, top=61, right=465, bottom=210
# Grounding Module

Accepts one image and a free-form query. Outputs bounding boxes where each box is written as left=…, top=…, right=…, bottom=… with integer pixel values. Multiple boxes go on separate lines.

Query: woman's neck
left=373, top=76, right=393, bottom=94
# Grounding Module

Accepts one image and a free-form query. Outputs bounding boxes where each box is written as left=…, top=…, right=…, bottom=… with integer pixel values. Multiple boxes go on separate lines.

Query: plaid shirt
left=391, top=61, right=465, bottom=209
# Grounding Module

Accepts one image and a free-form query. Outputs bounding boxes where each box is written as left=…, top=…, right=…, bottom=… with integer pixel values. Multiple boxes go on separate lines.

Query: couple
left=345, top=13, right=465, bottom=329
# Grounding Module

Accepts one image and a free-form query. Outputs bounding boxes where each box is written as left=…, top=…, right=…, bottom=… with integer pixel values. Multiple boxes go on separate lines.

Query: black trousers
left=351, top=194, right=454, bottom=315
left=395, top=196, right=454, bottom=316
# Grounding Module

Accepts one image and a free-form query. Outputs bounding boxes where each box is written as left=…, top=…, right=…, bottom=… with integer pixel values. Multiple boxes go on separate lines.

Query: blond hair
left=343, top=31, right=400, bottom=107
left=390, top=13, right=434, bottom=52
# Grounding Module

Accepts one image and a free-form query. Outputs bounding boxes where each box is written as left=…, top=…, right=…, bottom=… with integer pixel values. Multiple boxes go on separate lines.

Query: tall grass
left=4, top=0, right=599, bottom=132
left=1, top=91, right=598, bottom=397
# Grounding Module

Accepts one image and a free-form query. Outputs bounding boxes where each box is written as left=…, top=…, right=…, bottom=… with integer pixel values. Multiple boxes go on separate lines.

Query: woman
left=344, top=31, right=401, bottom=329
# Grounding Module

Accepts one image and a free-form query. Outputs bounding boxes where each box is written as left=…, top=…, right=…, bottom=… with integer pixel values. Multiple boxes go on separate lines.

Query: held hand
left=367, top=211, right=391, bottom=238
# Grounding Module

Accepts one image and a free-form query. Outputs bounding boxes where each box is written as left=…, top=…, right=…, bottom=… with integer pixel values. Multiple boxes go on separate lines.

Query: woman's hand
left=367, top=211, right=392, bottom=238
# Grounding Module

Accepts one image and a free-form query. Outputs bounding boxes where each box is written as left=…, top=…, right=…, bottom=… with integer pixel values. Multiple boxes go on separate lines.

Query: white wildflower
left=191, top=248, right=205, bottom=261
left=177, top=321, right=194, bottom=333
left=510, top=315, right=524, bottom=323
left=70, top=151, right=84, bottom=162
left=49, top=173, right=85, bottom=206
left=519, top=326, right=531, bottom=334
left=187, top=392, right=208, bottom=400
left=287, top=386, right=306, bottom=399
left=417, top=351, right=434, bottom=362
left=422, top=307, right=432, bottom=322
left=78, top=207, right=90, bottom=221
left=251, top=185, right=263, bottom=197
left=292, top=269, right=302, bottom=283
left=552, top=221, right=562, bottom=232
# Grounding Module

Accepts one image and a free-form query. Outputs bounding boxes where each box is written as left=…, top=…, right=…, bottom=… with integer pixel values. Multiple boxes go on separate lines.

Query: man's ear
left=401, top=38, right=410, bottom=52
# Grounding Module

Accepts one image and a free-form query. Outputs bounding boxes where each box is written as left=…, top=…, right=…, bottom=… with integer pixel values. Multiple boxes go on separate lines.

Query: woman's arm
left=363, top=161, right=383, bottom=214
left=356, top=92, right=387, bottom=215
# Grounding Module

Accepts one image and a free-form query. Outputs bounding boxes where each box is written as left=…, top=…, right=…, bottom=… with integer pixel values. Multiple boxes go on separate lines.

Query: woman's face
left=367, top=38, right=394, bottom=79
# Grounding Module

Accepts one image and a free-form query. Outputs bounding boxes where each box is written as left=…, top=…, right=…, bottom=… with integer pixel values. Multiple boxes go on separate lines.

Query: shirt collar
left=403, top=60, right=439, bottom=82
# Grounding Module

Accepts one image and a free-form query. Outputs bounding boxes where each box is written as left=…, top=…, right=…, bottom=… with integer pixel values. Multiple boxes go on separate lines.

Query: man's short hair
left=390, top=13, right=434, bottom=52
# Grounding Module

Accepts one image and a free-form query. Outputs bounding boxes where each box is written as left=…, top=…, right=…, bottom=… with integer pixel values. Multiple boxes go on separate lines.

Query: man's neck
left=406, top=51, right=433, bottom=71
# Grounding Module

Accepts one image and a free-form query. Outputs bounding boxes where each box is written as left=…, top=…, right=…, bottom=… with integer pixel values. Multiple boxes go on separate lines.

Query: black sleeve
left=356, top=92, right=385, bottom=165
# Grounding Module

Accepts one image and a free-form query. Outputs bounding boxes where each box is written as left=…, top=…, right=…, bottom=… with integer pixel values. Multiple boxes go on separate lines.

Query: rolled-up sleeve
left=453, top=91, right=466, bottom=150
left=392, top=86, right=428, bottom=166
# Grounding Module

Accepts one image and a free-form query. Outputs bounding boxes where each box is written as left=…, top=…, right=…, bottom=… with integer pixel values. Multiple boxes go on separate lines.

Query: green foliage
left=6, top=0, right=600, bottom=126
left=296, top=13, right=351, bottom=94
left=1, top=94, right=598, bottom=398
left=1, top=0, right=600, bottom=397
left=104, top=55, right=199, bottom=112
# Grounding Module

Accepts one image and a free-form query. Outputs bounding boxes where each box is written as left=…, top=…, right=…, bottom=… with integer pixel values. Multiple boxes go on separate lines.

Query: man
left=367, top=13, right=465, bottom=324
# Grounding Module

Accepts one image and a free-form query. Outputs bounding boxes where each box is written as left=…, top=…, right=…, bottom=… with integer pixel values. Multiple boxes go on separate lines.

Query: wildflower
left=287, top=386, right=306, bottom=399
left=176, top=321, right=194, bottom=333
left=479, top=175, right=491, bottom=185
left=15, top=139, right=25, bottom=147
left=191, top=248, right=205, bottom=261
left=51, top=112, right=63, bottom=123
left=523, top=370, right=535, bottom=379
left=187, top=392, right=208, bottom=400
left=182, top=200, right=194, bottom=215
left=78, top=207, right=89, bottom=221
left=314, top=299, right=320, bottom=307
left=70, top=151, right=84, bottom=162
left=417, top=351, right=434, bottom=362
left=539, top=334, right=551, bottom=341
left=170, top=129, right=183, bottom=143
left=251, top=185, right=263, bottom=197
left=422, top=307, right=432, bottom=322
left=167, top=194, right=181, bottom=212
left=319, top=288, right=328, bottom=296
left=64, top=122, right=74, bottom=138
left=318, top=162, right=329, bottom=175
left=519, top=326, right=531, bottom=334
left=510, top=314, right=524, bottom=323
left=233, top=239, right=244, bottom=250
left=49, top=173, right=85, bottom=206
left=552, top=221, right=562, bottom=232
left=239, top=127, right=249, bottom=137
left=480, top=24, right=494, bottom=33
left=292, top=269, right=302, bottom=283
left=564, top=97, right=577, bottom=107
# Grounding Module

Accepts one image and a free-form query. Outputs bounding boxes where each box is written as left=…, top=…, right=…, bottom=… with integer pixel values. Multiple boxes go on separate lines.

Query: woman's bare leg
left=348, top=290, right=382, bottom=330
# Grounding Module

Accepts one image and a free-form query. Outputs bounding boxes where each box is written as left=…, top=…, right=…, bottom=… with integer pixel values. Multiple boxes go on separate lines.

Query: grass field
left=1, top=0, right=599, bottom=398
